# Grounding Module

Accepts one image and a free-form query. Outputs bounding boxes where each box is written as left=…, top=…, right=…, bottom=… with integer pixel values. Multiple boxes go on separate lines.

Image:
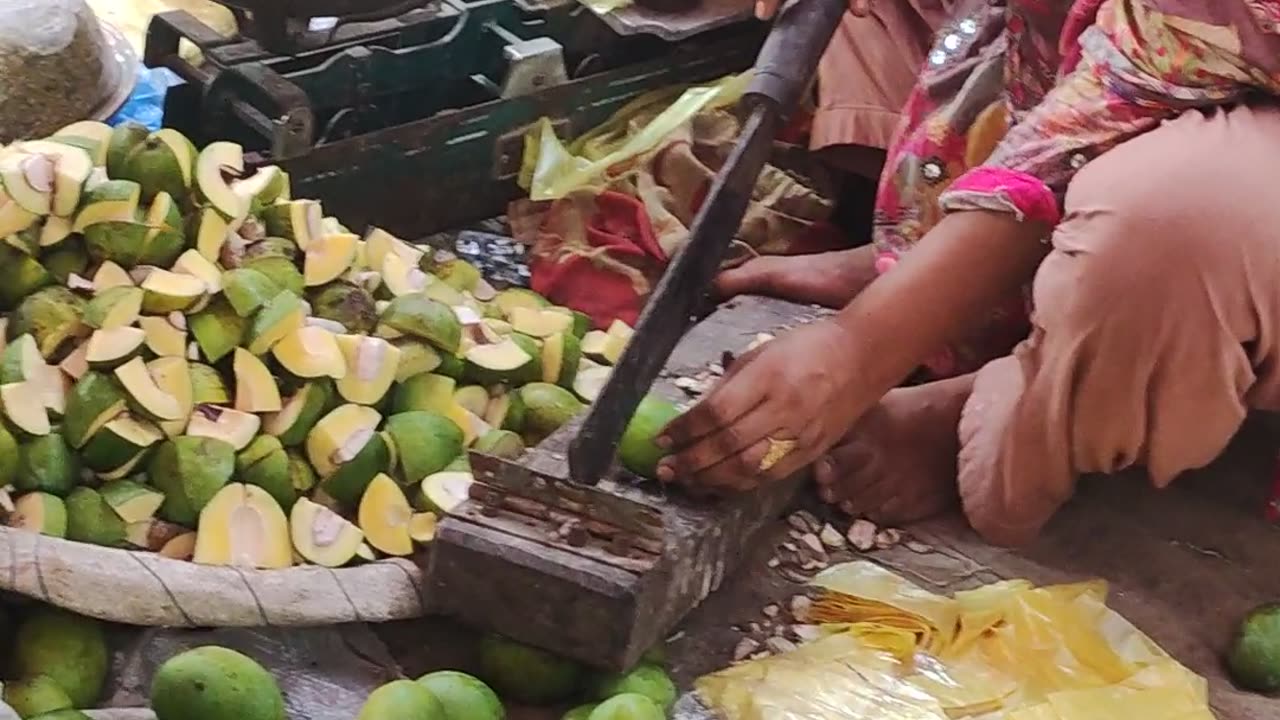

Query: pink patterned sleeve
left=938, top=56, right=1173, bottom=227
left=941, top=1, right=1265, bottom=227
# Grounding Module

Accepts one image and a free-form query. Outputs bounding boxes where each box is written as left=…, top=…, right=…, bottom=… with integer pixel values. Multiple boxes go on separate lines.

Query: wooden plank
left=427, top=297, right=820, bottom=670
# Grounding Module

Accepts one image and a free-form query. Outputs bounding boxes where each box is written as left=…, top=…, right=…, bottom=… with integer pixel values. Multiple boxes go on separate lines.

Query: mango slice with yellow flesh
left=232, top=348, right=282, bottom=412
left=114, top=356, right=183, bottom=421
left=445, top=404, right=490, bottom=446
left=290, top=496, right=363, bottom=567
left=335, top=334, right=400, bottom=405
left=138, top=316, right=188, bottom=358
left=140, top=269, right=207, bottom=314
left=509, top=306, right=573, bottom=339
left=190, top=207, right=229, bottom=262
left=147, top=356, right=194, bottom=437
left=30, top=364, right=67, bottom=418
left=195, top=141, right=248, bottom=222
left=186, top=404, right=261, bottom=450
left=358, top=473, right=414, bottom=557
left=172, top=249, right=222, bottom=292
left=159, top=531, right=197, bottom=559
left=84, top=326, right=145, bottom=369
left=91, top=261, right=134, bottom=292
left=193, top=483, right=292, bottom=569
left=2, top=382, right=51, bottom=436
left=125, top=517, right=189, bottom=551
left=419, top=471, right=474, bottom=515
left=305, top=403, right=381, bottom=478
left=380, top=253, right=431, bottom=297
left=272, top=326, right=346, bottom=379
left=262, top=199, right=321, bottom=250
left=263, top=380, right=333, bottom=447
left=363, top=227, right=423, bottom=270
left=244, top=291, right=305, bottom=355
left=303, top=233, right=359, bottom=287
left=84, top=286, right=143, bottom=330
left=409, top=511, right=437, bottom=544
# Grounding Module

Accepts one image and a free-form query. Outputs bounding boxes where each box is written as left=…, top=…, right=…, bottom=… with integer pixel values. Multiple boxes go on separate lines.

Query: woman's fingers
left=714, top=256, right=788, bottom=300
left=755, top=0, right=783, bottom=20
left=675, top=436, right=773, bottom=492
left=850, top=0, right=872, bottom=16
left=814, top=443, right=873, bottom=502
left=658, top=352, right=775, bottom=451
left=657, top=402, right=780, bottom=480
left=678, top=417, right=823, bottom=492
left=658, top=386, right=763, bottom=452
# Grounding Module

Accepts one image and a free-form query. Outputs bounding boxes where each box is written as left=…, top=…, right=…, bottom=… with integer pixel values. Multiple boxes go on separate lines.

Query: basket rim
left=0, top=525, right=430, bottom=627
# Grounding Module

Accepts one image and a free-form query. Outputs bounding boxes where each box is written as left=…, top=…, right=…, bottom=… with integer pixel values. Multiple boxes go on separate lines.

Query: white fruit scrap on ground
left=767, top=510, right=917, bottom=584
left=0, top=119, right=636, bottom=571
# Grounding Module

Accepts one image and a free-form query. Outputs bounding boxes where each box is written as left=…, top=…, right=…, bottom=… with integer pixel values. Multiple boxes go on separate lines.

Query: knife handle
left=746, top=0, right=848, bottom=112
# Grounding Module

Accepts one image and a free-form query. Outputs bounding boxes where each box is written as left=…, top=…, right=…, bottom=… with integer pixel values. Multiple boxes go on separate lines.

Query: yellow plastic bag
left=697, top=634, right=953, bottom=720
left=696, top=562, right=1217, bottom=720
left=519, top=72, right=752, bottom=201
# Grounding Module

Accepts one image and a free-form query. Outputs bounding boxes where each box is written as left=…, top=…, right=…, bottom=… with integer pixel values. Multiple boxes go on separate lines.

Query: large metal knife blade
left=567, top=0, right=848, bottom=484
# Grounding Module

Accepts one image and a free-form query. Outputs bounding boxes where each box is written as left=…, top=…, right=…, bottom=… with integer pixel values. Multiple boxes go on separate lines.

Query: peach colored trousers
left=812, top=1, right=955, bottom=152
left=957, top=105, right=1280, bottom=544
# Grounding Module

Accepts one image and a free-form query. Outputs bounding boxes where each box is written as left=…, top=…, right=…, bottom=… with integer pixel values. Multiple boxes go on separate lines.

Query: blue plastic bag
left=107, top=65, right=179, bottom=130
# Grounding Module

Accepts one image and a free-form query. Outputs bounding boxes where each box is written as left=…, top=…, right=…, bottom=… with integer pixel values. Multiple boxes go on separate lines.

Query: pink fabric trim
left=874, top=253, right=897, bottom=275
left=942, top=167, right=1062, bottom=226
left=1058, top=0, right=1106, bottom=75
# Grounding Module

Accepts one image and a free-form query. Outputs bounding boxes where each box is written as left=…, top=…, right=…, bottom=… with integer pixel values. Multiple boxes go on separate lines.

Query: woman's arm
left=662, top=0, right=1262, bottom=495
left=829, top=210, right=1047, bottom=397
left=657, top=209, right=1047, bottom=490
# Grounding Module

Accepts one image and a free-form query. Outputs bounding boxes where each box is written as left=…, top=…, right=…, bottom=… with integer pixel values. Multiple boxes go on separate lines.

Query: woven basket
left=0, top=527, right=428, bottom=626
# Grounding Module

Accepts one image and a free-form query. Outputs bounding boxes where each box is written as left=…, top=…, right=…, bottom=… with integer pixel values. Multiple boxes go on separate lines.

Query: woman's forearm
left=831, top=211, right=1050, bottom=397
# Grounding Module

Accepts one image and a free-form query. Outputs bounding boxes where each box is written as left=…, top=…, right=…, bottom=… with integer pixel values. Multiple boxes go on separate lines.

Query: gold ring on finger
left=758, top=437, right=797, bottom=472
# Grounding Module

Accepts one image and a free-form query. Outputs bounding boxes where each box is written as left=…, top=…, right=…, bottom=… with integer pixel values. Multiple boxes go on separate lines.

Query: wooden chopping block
left=426, top=297, right=820, bottom=670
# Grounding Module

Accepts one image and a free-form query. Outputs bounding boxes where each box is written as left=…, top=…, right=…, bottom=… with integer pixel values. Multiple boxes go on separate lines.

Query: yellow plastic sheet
left=519, top=72, right=751, bottom=201
left=808, top=562, right=960, bottom=654
left=695, top=562, right=1216, bottom=720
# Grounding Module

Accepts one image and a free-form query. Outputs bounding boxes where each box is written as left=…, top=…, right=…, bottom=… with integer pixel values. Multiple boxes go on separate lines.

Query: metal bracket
left=500, top=37, right=570, bottom=98
left=205, top=65, right=316, bottom=159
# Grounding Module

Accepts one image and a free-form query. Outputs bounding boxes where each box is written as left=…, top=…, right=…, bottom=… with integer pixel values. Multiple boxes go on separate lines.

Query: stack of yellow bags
left=696, top=562, right=1215, bottom=720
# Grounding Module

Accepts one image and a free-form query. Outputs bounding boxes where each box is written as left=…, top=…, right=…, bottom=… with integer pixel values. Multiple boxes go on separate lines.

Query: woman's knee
left=1032, top=112, right=1275, bottom=334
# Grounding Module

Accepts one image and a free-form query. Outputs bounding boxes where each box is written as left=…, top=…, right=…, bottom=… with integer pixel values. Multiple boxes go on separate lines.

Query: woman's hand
left=655, top=319, right=867, bottom=493
left=655, top=211, right=1051, bottom=499
left=755, top=0, right=871, bottom=21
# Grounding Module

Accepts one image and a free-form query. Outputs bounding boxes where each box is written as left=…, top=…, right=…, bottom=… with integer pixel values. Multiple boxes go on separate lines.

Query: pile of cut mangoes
left=0, top=120, right=673, bottom=570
